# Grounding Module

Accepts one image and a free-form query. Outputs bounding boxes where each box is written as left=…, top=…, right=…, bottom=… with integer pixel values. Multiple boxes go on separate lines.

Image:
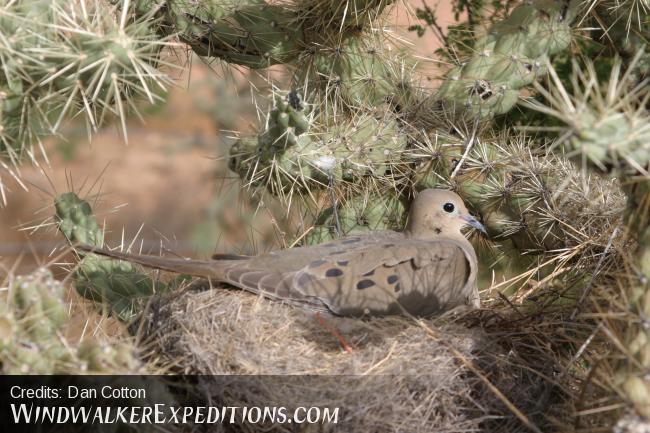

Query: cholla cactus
left=522, top=55, right=650, bottom=420
left=225, top=0, right=598, bottom=247
left=0, top=0, right=174, bottom=163
left=0, top=268, right=140, bottom=374
left=55, top=192, right=176, bottom=321
left=435, top=0, right=581, bottom=117
left=230, top=91, right=409, bottom=201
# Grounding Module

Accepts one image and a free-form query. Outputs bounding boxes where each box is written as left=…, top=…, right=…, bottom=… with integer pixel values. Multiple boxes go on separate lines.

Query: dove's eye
left=443, top=203, right=455, bottom=213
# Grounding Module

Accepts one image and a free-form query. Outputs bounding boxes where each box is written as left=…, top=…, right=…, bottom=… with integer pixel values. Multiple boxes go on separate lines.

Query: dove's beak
left=459, top=214, right=487, bottom=234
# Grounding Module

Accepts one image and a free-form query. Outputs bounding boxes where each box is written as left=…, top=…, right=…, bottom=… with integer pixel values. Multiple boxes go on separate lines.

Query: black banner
left=0, top=375, right=351, bottom=433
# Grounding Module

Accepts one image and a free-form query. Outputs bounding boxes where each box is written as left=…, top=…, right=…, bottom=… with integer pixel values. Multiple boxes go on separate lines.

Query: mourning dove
left=79, top=189, right=485, bottom=317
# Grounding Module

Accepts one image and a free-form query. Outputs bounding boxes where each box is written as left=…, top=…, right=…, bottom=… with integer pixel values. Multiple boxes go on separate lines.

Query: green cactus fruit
left=259, top=91, right=311, bottom=149
left=437, top=0, right=581, bottom=117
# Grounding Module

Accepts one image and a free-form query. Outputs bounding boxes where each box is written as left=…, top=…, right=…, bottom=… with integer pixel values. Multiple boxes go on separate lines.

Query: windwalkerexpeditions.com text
left=10, top=403, right=340, bottom=425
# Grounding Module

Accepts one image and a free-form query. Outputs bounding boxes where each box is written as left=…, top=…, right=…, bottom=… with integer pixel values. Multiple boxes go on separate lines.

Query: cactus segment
left=230, top=92, right=407, bottom=195
left=55, top=192, right=174, bottom=322
left=309, top=37, right=395, bottom=108
left=296, top=0, right=392, bottom=32
left=522, top=57, right=650, bottom=176
left=0, top=269, right=140, bottom=374
left=181, top=1, right=304, bottom=68
left=306, top=191, right=406, bottom=244
left=436, top=0, right=581, bottom=117
left=0, top=0, right=174, bottom=157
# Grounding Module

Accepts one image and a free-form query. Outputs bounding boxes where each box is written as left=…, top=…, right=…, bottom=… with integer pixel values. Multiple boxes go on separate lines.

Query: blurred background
left=0, top=1, right=456, bottom=276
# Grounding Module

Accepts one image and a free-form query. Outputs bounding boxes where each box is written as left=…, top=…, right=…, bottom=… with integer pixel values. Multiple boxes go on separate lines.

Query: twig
left=420, top=1, right=450, bottom=53
left=570, top=226, right=620, bottom=320
left=328, top=172, right=342, bottom=237
left=450, top=116, right=480, bottom=179
left=418, top=320, right=543, bottom=433
left=534, top=323, right=603, bottom=414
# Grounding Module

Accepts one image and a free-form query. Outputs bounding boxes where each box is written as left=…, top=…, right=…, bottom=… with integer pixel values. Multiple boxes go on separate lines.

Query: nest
left=134, top=284, right=570, bottom=432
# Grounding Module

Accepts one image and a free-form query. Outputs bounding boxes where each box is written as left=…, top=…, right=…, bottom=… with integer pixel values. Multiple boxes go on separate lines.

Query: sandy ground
left=0, top=1, right=456, bottom=276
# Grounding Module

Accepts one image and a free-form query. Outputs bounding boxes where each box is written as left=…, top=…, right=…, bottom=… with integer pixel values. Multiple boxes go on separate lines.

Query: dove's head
left=405, top=189, right=486, bottom=240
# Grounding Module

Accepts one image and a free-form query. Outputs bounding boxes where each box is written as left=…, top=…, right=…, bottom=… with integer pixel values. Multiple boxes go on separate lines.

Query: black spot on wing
left=356, top=279, right=375, bottom=290
left=337, top=260, right=349, bottom=266
left=387, top=275, right=398, bottom=284
left=394, top=283, right=401, bottom=292
left=309, top=259, right=327, bottom=268
left=325, top=268, right=343, bottom=277
left=212, top=253, right=250, bottom=260
left=363, top=269, right=375, bottom=276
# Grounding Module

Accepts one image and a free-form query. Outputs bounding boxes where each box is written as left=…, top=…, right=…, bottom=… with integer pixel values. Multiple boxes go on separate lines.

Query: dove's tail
left=76, top=245, right=228, bottom=280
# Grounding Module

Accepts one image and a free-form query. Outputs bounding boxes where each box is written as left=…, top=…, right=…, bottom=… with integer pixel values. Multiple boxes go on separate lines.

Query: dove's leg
left=313, top=312, right=354, bottom=353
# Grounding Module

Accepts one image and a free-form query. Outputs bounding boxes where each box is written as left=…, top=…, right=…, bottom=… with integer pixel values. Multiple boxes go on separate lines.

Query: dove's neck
left=405, top=226, right=470, bottom=245
left=404, top=227, right=456, bottom=240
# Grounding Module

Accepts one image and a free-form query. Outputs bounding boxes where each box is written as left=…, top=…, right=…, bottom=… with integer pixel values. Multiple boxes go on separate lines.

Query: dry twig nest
left=134, top=285, right=568, bottom=432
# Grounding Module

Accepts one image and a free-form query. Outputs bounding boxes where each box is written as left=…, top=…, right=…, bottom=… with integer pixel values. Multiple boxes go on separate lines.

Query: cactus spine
left=0, top=268, right=140, bottom=373
left=524, top=53, right=650, bottom=420
left=436, top=0, right=582, bottom=117
left=55, top=192, right=175, bottom=322
left=0, top=0, right=173, bottom=160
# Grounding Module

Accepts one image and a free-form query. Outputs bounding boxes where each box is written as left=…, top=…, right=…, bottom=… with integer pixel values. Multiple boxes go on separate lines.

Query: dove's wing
left=220, top=235, right=476, bottom=316
left=214, top=231, right=406, bottom=308
left=284, top=238, right=477, bottom=316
